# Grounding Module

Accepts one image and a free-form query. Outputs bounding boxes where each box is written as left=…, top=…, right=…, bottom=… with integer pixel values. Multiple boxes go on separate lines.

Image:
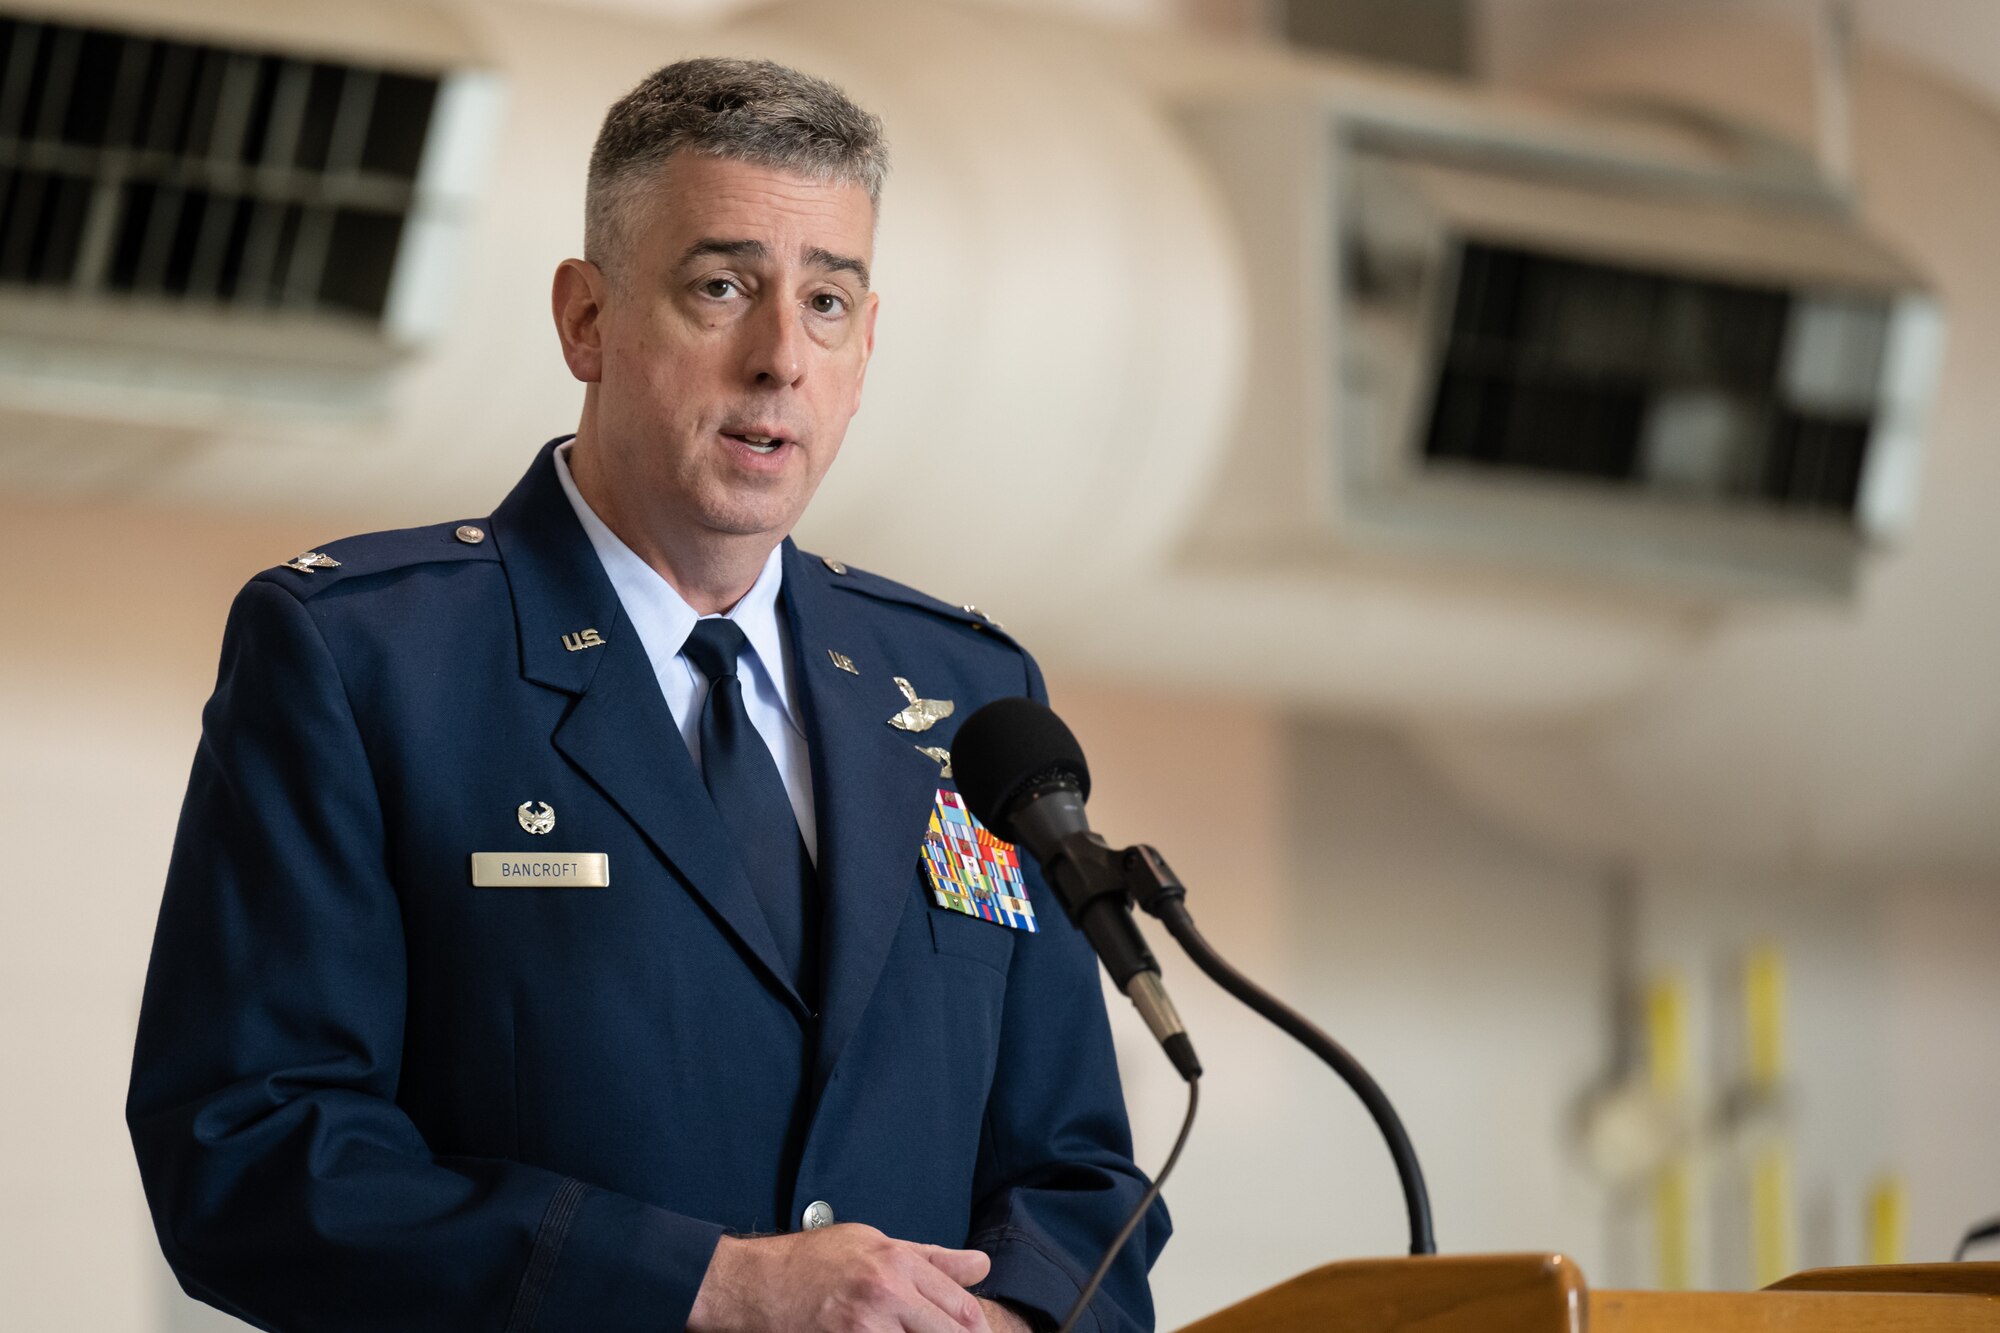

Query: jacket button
left=454, top=525, right=486, bottom=545
left=801, top=1200, right=835, bottom=1231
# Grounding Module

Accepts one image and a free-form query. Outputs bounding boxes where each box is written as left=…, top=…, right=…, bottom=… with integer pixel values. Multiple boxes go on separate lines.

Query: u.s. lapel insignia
left=921, top=789, right=1037, bottom=931
left=517, top=800, right=556, bottom=835
left=561, top=628, right=606, bottom=653
left=284, top=550, right=341, bottom=573
left=915, top=745, right=952, bottom=778
left=886, top=676, right=954, bottom=733
left=828, top=649, right=859, bottom=675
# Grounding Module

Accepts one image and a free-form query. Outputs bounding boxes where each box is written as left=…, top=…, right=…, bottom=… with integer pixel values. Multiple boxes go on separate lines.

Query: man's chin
left=695, top=480, right=823, bottom=544
left=696, top=503, right=804, bottom=546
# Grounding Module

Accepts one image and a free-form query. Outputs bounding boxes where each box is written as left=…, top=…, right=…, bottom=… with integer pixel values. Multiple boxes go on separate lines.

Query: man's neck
left=565, top=438, right=776, bottom=617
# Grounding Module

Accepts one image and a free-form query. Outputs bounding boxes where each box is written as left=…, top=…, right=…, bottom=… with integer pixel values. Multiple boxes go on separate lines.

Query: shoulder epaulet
left=807, top=550, right=1021, bottom=649
left=263, top=519, right=499, bottom=597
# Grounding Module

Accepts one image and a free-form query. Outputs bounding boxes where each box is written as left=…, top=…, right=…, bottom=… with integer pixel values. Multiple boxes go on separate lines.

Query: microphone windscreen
left=951, top=697, right=1092, bottom=837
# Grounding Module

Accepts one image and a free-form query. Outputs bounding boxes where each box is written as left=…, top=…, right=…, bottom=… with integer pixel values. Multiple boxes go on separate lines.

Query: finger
left=900, top=1297, right=979, bottom=1333
left=907, top=1253, right=986, bottom=1330
left=919, top=1243, right=992, bottom=1288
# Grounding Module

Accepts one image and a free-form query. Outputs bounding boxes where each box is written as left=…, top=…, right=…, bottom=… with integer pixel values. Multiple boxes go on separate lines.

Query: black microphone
left=953, top=698, right=1201, bottom=1082
left=954, top=696, right=1437, bottom=1257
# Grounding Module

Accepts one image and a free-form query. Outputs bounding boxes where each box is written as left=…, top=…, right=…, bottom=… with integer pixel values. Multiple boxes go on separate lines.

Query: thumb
left=922, top=1244, right=993, bottom=1287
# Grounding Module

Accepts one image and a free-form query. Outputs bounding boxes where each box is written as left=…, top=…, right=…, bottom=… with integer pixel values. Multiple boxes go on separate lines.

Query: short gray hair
left=586, top=57, right=889, bottom=277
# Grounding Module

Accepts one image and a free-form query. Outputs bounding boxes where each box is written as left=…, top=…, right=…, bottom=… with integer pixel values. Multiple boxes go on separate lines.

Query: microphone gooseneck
left=952, top=697, right=1438, bottom=1258
left=1139, top=871, right=1436, bottom=1257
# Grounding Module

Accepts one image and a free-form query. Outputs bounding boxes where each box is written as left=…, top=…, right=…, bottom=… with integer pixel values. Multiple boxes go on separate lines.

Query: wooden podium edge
left=1173, top=1252, right=1586, bottom=1333
left=1172, top=1256, right=2000, bottom=1331
left=1766, top=1262, right=2000, bottom=1296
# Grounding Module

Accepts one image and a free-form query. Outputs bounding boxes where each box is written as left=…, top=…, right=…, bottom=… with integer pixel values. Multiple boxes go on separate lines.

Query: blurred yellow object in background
left=1648, top=973, right=1692, bottom=1291
left=1870, top=1175, right=1908, bottom=1267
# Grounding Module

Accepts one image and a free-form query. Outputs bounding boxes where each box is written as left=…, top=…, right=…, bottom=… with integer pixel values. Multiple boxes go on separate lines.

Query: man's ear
left=552, top=258, right=609, bottom=383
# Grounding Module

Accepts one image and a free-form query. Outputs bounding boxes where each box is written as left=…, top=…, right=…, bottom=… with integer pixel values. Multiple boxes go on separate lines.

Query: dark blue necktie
left=681, top=617, right=819, bottom=1006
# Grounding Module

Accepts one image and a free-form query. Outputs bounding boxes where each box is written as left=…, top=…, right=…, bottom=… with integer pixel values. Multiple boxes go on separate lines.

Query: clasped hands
left=687, top=1223, right=1034, bottom=1333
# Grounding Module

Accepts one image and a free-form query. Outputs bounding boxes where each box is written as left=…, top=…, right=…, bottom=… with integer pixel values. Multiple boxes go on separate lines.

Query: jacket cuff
left=512, top=1179, right=726, bottom=1333
left=974, top=1226, right=1100, bottom=1333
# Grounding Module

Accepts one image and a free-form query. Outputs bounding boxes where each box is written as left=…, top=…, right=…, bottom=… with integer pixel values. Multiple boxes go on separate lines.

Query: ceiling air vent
left=0, top=7, right=497, bottom=434
left=1175, top=93, right=1943, bottom=600
left=0, top=13, right=437, bottom=319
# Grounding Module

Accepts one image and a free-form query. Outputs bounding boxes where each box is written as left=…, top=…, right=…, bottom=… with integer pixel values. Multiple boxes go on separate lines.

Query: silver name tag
left=470, top=852, right=610, bottom=887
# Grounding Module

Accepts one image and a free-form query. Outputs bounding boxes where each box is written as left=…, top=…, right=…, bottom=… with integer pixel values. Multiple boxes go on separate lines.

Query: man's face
left=578, top=153, right=879, bottom=547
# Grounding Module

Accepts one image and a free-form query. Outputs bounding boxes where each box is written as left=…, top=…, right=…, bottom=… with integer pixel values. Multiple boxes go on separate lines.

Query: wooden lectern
left=1175, top=1254, right=2000, bottom=1331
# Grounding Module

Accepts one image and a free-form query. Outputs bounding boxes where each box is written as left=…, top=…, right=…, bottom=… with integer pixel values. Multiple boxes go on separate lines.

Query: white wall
left=1885, top=882, right=2000, bottom=1264
left=0, top=499, right=332, bottom=1331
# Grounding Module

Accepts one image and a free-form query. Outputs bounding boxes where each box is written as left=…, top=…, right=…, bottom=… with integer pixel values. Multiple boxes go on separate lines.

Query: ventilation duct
left=1179, top=92, right=1943, bottom=599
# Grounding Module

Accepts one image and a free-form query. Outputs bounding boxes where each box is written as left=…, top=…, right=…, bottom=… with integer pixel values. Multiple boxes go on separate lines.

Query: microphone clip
left=1119, top=845, right=1188, bottom=924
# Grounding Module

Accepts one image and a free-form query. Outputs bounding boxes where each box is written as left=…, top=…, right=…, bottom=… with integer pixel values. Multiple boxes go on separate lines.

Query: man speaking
left=127, top=58, right=1166, bottom=1332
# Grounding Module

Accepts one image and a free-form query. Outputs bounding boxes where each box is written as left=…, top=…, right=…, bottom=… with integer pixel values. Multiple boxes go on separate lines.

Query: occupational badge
left=920, top=789, right=1037, bottom=931
left=886, top=677, right=954, bottom=733
left=517, top=800, right=556, bottom=835
left=914, top=745, right=953, bottom=778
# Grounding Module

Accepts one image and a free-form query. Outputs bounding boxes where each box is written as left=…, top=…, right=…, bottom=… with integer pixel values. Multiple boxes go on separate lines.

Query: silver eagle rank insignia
left=283, top=550, right=342, bottom=574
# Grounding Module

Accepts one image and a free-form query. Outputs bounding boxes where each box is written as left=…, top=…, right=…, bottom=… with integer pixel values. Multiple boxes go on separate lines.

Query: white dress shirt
left=553, top=441, right=818, bottom=864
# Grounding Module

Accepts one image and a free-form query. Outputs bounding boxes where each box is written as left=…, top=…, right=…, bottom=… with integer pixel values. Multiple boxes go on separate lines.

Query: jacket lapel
left=491, top=442, right=808, bottom=1017
left=782, top=543, right=945, bottom=1096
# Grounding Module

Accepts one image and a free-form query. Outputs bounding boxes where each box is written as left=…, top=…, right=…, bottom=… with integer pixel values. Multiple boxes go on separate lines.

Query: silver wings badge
left=886, top=677, right=954, bottom=734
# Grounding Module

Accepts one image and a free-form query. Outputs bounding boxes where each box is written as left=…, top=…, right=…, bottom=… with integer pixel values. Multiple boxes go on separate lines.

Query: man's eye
left=700, top=278, right=741, bottom=299
left=809, top=292, right=847, bottom=315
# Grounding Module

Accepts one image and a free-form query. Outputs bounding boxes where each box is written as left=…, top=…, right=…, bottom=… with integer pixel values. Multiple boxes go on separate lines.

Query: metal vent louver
left=0, top=13, right=438, bottom=321
left=1422, top=242, right=1882, bottom=519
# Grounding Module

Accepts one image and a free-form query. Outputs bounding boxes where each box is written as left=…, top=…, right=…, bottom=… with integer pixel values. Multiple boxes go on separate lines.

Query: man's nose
left=742, top=293, right=806, bottom=388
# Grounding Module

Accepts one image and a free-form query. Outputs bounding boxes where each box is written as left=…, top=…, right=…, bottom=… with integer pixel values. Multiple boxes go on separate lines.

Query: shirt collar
left=552, top=440, right=795, bottom=716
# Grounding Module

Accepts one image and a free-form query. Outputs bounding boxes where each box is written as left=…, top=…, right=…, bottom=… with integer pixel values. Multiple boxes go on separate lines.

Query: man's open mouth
left=724, top=431, right=786, bottom=456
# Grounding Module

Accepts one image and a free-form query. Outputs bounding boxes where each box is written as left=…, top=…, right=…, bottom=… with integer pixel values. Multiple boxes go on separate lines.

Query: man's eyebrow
left=677, top=237, right=768, bottom=267
left=805, top=246, right=870, bottom=289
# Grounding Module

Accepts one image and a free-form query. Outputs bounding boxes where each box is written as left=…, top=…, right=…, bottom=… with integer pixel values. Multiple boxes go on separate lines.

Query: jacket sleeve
left=126, top=579, right=724, bottom=1332
left=964, top=653, right=1172, bottom=1333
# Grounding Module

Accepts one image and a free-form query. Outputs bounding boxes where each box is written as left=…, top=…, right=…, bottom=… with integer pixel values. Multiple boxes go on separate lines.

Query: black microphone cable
left=1054, top=1076, right=1198, bottom=1333
left=1136, top=866, right=1435, bottom=1257
left=1956, top=1214, right=2000, bottom=1261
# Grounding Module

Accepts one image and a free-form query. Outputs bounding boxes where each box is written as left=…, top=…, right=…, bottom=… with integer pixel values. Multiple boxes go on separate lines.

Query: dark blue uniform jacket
left=127, top=442, right=1167, bottom=1331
